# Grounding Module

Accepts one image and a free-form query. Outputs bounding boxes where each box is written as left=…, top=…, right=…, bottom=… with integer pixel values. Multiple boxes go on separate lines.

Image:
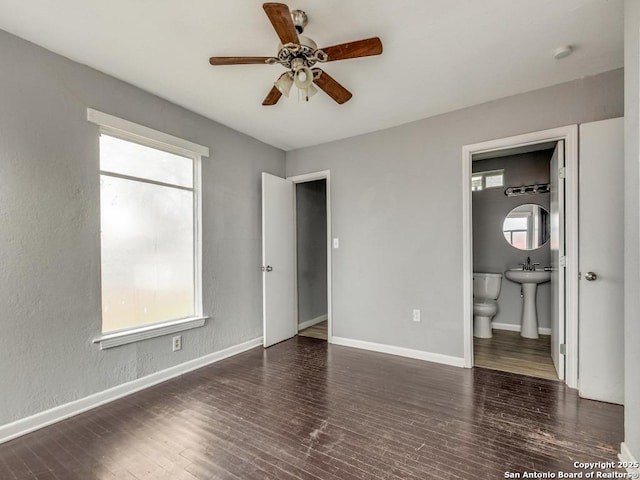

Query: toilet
left=473, top=273, right=503, bottom=338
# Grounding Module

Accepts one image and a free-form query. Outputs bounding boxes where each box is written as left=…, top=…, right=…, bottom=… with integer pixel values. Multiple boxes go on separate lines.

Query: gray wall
left=0, top=29, right=285, bottom=425
left=624, top=0, right=640, bottom=463
left=472, top=151, right=553, bottom=329
left=286, top=68, right=623, bottom=359
left=296, top=180, right=327, bottom=325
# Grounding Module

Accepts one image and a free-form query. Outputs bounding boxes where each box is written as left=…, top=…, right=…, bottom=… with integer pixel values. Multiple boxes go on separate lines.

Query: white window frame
left=87, top=109, right=209, bottom=349
left=503, top=210, right=532, bottom=248
left=471, top=169, right=504, bottom=191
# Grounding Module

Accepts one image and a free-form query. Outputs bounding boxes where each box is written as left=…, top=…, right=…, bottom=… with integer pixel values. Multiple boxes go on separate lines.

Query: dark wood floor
left=0, top=337, right=624, bottom=479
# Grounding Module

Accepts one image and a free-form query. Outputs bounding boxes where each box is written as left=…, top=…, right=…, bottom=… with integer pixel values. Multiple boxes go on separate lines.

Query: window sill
left=93, top=316, right=208, bottom=350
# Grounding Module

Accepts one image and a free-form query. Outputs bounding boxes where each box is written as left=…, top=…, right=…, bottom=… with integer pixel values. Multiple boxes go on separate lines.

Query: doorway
left=462, top=125, right=579, bottom=388
left=288, top=170, right=333, bottom=342
left=471, top=145, right=558, bottom=380
left=295, top=179, right=328, bottom=340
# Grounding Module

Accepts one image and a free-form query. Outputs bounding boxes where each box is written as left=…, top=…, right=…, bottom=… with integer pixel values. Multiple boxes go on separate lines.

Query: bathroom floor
left=474, top=329, right=559, bottom=381
left=298, top=320, right=328, bottom=340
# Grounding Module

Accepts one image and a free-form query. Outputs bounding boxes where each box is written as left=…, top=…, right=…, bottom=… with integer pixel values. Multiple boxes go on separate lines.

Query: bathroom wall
left=286, top=68, right=623, bottom=360
left=623, top=0, right=640, bottom=465
left=472, top=150, right=553, bottom=330
left=0, top=29, right=285, bottom=426
left=296, top=180, right=328, bottom=325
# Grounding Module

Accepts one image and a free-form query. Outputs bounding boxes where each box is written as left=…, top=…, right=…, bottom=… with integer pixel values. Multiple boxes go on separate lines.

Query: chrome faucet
left=520, top=257, right=539, bottom=271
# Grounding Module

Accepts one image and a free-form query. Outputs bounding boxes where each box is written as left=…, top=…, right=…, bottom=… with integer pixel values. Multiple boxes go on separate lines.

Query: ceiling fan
left=209, top=2, right=383, bottom=106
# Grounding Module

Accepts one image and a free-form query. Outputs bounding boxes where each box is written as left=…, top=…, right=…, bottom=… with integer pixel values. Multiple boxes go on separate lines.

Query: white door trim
left=462, top=125, right=579, bottom=389
left=287, top=170, right=333, bottom=343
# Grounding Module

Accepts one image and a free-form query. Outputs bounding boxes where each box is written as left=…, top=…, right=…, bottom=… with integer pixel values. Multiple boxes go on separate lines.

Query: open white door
left=550, top=141, right=566, bottom=380
left=578, top=118, right=624, bottom=404
left=262, top=172, right=295, bottom=348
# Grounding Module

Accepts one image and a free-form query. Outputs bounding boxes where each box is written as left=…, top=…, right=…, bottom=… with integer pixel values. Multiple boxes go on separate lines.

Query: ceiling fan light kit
left=275, top=72, right=294, bottom=96
left=301, top=82, right=318, bottom=102
left=208, top=2, right=383, bottom=106
left=291, top=58, right=313, bottom=88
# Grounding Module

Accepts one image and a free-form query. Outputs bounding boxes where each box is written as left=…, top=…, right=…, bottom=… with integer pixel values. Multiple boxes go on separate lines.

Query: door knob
left=261, top=265, right=273, bottom=272
left=584, top=271, right=597, bottom=281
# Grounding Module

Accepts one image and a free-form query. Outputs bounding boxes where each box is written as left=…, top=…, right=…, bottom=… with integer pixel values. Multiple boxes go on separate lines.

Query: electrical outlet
left=172, top=335, right=182, bottom=352
left=412, top=309, right=421, bottom=323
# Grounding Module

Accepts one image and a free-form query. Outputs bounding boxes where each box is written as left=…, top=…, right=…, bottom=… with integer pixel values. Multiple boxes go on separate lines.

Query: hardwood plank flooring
left=474, top=329, right=559, bottom=381
left=0, top=337, right=623, bottom=479
left=298, top=320, right=327, bottom=340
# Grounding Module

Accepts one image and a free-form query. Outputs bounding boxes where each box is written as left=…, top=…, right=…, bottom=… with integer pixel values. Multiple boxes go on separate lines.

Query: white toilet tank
left=473, top=273, right=502, bottom=299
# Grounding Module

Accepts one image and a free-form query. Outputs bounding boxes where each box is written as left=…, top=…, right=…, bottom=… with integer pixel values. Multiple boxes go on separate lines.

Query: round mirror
left=502, top=204, right=550, bottom=250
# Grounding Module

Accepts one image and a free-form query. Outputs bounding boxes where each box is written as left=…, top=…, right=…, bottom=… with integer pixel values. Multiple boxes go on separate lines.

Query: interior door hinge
left=560, top=344, right=566, bottom=355
left=558, top=167, right=566, bottom=179
left=560, top=256, right=567, bottom=268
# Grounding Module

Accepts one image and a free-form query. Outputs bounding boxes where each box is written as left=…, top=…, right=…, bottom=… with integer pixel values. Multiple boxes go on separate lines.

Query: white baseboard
left=620, top=442, right=640, bottom=475
left=331, top=337, right=465, bottom=368
left=298, top=314, right=328, bottom=331
left=492, top=322, right=552, bottom=335
left=0, top=336, right=263, bottom=445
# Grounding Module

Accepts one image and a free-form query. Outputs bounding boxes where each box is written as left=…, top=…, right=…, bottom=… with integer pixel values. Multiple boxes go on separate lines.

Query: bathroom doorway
left=471, top=146, right=557, bottom=380
left=462, top=126, right=579, bottom=388
left=289, top=172, right=332, bottom=342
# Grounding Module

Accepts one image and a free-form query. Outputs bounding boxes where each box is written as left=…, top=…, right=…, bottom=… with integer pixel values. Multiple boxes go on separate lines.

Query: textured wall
left=472, top=150, right=553, bottom=329
left=0, top=29, right=285, bottom=425
left=286, top=68, right=623, bottom=359
left=296, top=180, right=327, bottom=325
left=624, top=0, right=640, bottom=463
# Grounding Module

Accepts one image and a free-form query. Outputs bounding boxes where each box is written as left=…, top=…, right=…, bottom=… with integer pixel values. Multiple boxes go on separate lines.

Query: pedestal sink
left=504, top=269, right=551, bottom=339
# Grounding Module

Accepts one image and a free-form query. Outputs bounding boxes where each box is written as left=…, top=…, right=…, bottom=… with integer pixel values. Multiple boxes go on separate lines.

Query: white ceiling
left=0, top=0, right=623, bottom=151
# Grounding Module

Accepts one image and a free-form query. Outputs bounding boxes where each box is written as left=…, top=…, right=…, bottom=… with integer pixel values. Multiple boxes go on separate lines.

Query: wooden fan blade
left=262, top=85, right=283, bottom=106
left=209, top=57, right=271, bottom=66
left=313, top=69, right=352, bottom=104
left=320, top=37, right=383, bottom=62
left=263, top=3, right=299, bottom=45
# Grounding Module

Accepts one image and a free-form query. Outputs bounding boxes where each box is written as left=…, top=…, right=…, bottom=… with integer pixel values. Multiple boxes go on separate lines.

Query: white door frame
left=287, top=170, right=333, bottom=343
left=462, top=125, right=579, bottom=389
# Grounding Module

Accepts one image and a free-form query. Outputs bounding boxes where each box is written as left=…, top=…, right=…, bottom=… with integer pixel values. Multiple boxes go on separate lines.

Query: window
left=88, top=109, right=209, bottom=349
left=471, top=169, right=504, bottom=191
left=503, top=215, right=529, bottom=250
